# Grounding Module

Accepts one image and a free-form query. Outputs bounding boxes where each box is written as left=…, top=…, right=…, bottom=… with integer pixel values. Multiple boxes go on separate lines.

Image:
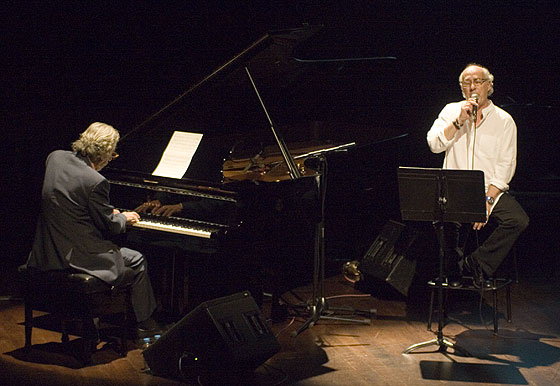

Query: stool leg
left=120, top=289, right=133, bottom=355
left=493, top=287, right=498, bottom=335
left=78, top=317, right=98, bottom=365
left=24, top=302, right=32, bottom=351
left=506, top=285, right=512, bottom=323
left=427, top=287, right=435, bottom=330
left=119, top=331, right=128, bottom=356
left=61, top=319, right=70, bottom=344
left=119, top=299, right=129, bottom=356
left=512, top=247, right=519, bottom=284
left=443, top=288, right=449, bottom=320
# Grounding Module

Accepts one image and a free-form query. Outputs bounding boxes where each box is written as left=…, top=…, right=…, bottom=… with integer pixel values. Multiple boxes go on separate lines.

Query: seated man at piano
left=25, top=122, right=162, bottom=337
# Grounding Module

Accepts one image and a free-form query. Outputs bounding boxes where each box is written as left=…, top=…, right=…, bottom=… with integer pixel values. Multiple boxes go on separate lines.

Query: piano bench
left=18, top=265, right=134, bottom=364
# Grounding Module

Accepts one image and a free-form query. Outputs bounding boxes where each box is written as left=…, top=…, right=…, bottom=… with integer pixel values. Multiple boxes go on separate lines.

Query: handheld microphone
left=471, top=93, right=479, bottom=119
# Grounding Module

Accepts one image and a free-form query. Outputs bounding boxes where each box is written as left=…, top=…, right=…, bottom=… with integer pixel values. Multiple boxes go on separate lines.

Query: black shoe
left=464, top=255, right=485, bottom=288
left=429, top=276, right=462, bottom=288
left=479, top=277, right=494, bottom=289
left=448, top=275, right=463, bottom=288
left=464, top=257, right=494, bottom=289
left=429, top=276, right=448, bottom=286
left=136, top=318, right=163, bottom=339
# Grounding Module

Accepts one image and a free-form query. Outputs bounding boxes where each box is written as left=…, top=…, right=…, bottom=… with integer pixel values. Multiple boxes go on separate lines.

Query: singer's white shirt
left=426, top=100, right=517, bottom=192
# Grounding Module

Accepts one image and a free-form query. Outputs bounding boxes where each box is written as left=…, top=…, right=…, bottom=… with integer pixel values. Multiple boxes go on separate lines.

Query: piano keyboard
left=127, top=213, right=226, bottom=239
left=132, top=220, right=213, bottom=238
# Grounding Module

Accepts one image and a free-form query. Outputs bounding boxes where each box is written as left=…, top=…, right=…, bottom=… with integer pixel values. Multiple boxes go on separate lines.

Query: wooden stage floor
left=1, top=272, right=560, bottom=386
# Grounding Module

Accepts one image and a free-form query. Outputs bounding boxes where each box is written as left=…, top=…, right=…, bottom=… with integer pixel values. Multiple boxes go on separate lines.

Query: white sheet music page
left=152, top=131, right=203, bottom=179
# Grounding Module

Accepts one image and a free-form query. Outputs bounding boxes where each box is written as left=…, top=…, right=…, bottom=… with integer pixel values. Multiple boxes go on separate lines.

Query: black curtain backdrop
left=3, top=1, right=559, bottom=295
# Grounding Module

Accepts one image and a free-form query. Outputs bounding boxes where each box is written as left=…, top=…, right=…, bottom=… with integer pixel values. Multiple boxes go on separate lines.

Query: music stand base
left=403, top=336, right=471, bottom=356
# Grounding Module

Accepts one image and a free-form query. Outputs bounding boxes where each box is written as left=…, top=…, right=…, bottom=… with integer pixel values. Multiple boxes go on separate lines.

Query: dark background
left=3, top=1, right=559, bottom=295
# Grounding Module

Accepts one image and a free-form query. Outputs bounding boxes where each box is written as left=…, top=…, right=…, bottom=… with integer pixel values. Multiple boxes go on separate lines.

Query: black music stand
left=397, top=167, right=486, bottom=355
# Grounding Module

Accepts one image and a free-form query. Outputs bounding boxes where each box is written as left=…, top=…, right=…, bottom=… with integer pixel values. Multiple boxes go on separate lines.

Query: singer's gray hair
left=459, top=63, right=494, bottom=97
left=71, top=122, right=119, bottom=165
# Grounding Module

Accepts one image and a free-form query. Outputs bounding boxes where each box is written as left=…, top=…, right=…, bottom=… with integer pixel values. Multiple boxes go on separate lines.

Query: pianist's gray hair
left=459, top=63, right=494, bottom=98
left=71, top=122, right=120, bottom=164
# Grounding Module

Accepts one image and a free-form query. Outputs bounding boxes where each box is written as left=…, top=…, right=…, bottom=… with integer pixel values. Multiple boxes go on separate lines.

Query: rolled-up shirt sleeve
left=427, top=103, right=459, bottom=154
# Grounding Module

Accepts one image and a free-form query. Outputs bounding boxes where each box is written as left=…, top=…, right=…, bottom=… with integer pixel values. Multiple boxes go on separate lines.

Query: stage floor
left=1, top=272, right=560, bottom=386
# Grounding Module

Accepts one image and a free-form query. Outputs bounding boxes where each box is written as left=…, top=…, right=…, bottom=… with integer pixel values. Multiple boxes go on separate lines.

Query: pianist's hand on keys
left=113, top=208, right=140, bottom=224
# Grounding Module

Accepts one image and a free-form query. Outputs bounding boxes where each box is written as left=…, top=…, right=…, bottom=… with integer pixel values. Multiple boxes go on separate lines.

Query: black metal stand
left=293, top=156, right=371, bottom=337
left=397, top=167, right=486, bottom=355
left=402, top=222, right=470, bottom=355
left=244, top=67, right=369, bottom=335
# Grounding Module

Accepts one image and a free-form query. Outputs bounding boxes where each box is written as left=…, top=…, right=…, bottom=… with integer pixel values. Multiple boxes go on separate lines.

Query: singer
left=426, top=63, right=529, bottom=288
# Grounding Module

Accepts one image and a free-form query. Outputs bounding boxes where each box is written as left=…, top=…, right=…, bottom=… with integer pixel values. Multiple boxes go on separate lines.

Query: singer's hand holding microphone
left=455, top=93, right=479, bottom=129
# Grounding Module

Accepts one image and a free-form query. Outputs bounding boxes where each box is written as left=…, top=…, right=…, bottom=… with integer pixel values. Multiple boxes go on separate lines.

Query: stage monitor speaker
left=359, top=220, right=418, bottom=296
left=143, top=291, right=280, bottom=380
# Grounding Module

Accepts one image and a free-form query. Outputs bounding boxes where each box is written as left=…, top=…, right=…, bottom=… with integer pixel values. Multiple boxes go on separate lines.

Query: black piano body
left=105, top=25, right=409, bottom=315
left=106, top=168, right=319, bottom=316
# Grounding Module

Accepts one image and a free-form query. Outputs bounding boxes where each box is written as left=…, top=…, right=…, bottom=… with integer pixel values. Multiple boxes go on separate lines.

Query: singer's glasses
left=460, top=78, right=489, bottom=88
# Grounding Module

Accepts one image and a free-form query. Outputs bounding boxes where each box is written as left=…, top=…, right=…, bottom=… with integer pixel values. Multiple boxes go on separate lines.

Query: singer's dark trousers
left=442, top=192, right=529, bottom=277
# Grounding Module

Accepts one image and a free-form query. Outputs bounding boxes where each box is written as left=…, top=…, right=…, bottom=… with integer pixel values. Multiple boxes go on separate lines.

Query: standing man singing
left=426, top=63, right=529, bottom=288
left=26, top=122, right=160, bottom=336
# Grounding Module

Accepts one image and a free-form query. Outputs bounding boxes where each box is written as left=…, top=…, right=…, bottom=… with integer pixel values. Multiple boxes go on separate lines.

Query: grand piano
left=104, top=25, right=411, bottom=315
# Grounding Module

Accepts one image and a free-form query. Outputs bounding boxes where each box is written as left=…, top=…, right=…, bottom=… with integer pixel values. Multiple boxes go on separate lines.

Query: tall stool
left=427, top=276, right=512, bottom=335
left=427, top=226, right=516, bottom=335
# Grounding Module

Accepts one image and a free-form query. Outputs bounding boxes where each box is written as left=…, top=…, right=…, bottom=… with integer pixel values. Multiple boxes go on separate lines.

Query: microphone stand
left=244, top=67, right=371, bottom=336
left=293, top=154, right=372, bottom=337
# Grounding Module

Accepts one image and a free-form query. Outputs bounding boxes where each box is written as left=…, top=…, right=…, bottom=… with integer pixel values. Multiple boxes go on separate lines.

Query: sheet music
left=152, top=131, right=203, bottom=179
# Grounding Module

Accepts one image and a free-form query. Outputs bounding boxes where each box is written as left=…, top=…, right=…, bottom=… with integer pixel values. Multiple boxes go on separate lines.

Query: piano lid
left=108, top=25, right=408, bottom=183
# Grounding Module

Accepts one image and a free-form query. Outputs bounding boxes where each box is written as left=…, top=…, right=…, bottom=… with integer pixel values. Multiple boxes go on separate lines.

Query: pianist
left=25, top=122, right=161, bottom=337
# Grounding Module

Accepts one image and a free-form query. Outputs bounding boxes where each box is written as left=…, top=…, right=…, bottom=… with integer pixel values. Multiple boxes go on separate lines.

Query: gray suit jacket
left=27, top=150, right=128, bottom=284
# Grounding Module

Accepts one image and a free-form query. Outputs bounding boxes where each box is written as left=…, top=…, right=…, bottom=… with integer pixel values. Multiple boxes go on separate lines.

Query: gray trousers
left=120, top=247, right=157, bottom=323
